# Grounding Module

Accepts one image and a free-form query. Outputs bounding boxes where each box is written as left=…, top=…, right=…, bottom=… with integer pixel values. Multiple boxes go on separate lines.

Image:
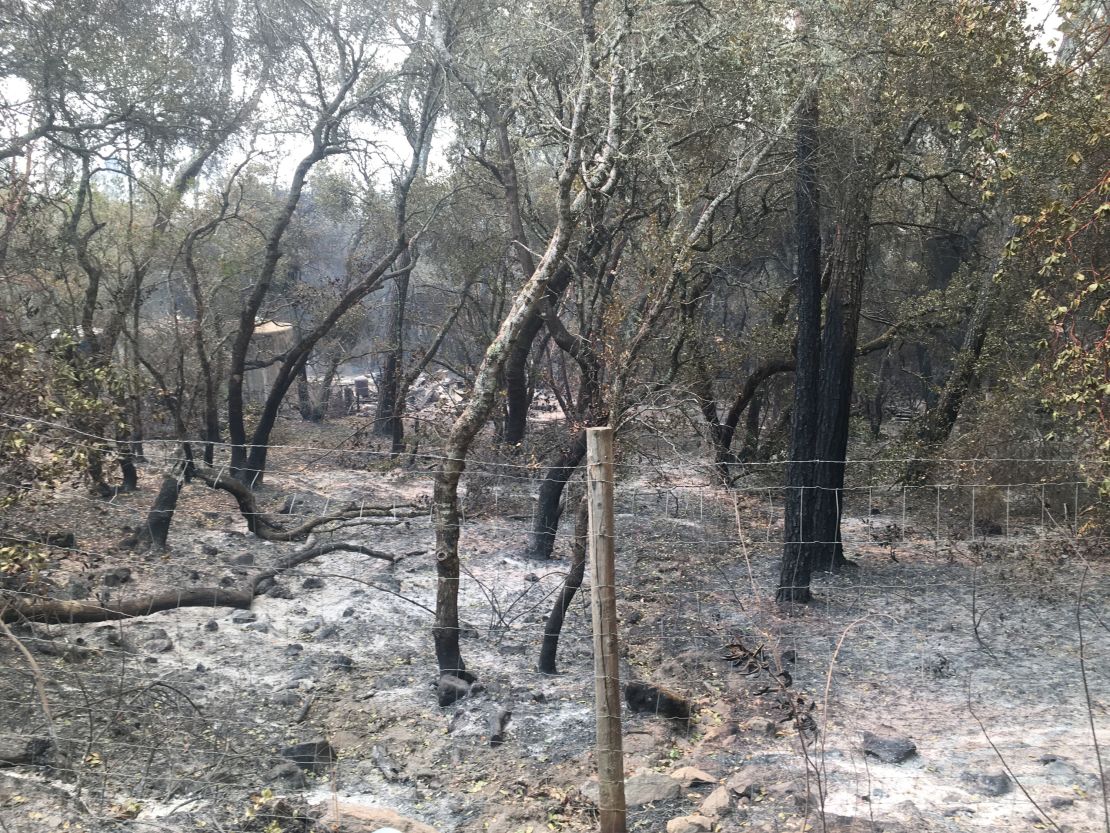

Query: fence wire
left=0, top=420, right=1106, bottom=833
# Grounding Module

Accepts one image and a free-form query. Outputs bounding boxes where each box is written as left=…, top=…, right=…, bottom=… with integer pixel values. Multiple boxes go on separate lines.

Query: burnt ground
left=0, top=416, right=1107, bottom=833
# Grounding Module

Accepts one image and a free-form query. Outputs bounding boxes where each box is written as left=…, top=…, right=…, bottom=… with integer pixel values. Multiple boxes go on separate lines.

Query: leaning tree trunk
left=906, top=235, right=1005, bottom=483
left=778, top=83, right=823, bottom=604
left=527, top=430, right=588, bottom=560
left=134, top=461, right=186, bottom=550
left=538, top=496, right=589, bottom=674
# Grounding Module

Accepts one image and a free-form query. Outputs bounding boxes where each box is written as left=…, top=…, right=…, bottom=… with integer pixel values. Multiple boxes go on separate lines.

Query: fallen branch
left=1, top=539, right=395, bottom=624
left=193, top=464, right=417, bottom=541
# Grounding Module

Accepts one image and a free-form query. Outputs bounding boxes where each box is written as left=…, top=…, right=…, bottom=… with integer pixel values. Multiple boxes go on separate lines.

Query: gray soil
left=1, top=419, right=1106, bottom=833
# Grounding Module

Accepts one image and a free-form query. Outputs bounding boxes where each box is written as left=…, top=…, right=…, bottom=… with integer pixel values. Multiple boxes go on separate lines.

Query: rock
left=1049, top=796, right=1074, bottom=809
left=100, top=566, right=131, bottom=587
left=318, top=803, right=438, bottom=833
left=300, top=617, right=322, bottom=634
left=201, top=544, right=219, bottom=556
left=670, top=767, right=717, bottom=787
left=244, top=621, right=270, bottom=633
left=146, top=636, right=174, bottom=653
left=725, top=764, right=774, bottom=798
left=280, top=739, right=336, bottom=774
left=666, top=814, right=713, bottom=833
left=437, top=675, right=471, bottom=707
left=861, top=731, right=917, bottom=763
left=43, top=531, right=76, bottom=549
left=266, top=582, right=293, bottom=599
left=266, top=761, right=307, bottom=789
left=274, top=691, right=300, bottom=706
left=0, top=736, right=52, bottom=767
left=328, top=654, right=354, bottom=671
left=302, top=576, right=325, bottom=589
left=231, top=553, right=254, bottom=566
left=254, top=576, right=274, bottom=594
left=961, top=771, right=1012, bottom=796
left=342, top=606, right=356, bottom=617
left=317, top=623, right=339, bottom=639
left=699, top=785, right=732, bottom=817
left=63, top=577, right=91, bottom=600
left=230, top=611, right=256, bottom=624
left=624, top=772, right=682, bottom=806
left=204, top=619, right=219, bottom=632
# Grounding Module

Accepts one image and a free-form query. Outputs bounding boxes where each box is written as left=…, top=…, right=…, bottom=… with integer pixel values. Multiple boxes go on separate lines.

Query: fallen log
left=1, top=539, right=395, bottom=624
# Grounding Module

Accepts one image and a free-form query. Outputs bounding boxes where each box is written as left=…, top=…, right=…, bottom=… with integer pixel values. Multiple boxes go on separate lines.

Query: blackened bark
left=501, top=266, right=575, bottom=446
left=527, top=430, right=588, bottom=560
left=808, top=182, right=873, bottom=574
left=136, top=466, right=183, bottom=549
left=538, top=496, right=589, bottom=674
left=778, top=85, right=822, bottom=604
left=376, top=253, right=411, bottom=436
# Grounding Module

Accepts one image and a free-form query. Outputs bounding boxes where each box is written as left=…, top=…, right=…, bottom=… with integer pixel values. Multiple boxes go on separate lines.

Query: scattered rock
left=699, top=785, right=732, bottom=817
left=328, top=654, right=354, bottom=671
left=230, top=611, right=256, bottom=624
left=961, top=771, right=1012, bottom=796
left=266, top=761, right=307, bottom=789
left=254, top=576, right=274, bottom=594
left=666, top=814, right=713, bottom=833
left=204, top=620, right=218, bottom=632
left=201, top=544, right=219, bottom=556
left=861, top=731, right=917, bottom=764
left=1049, top=796, right=1074, bottom=809
left=318, top=803, right=438, bottom=833
left=280, top=739, right=336, bottom=774
left=624, top=772, right=683, bottom=806
left=437, top=675, right=471, bottom=707
left=0, top=736, right=52, bottom=767
left=669, top=766, right=717, bottom=787
left=274, top=691, right=300, bottom=706
left=244, top=621, right=270, bottom=633
left=231, top=553, right=254, bottom=566
left=317, top=623, right=339, bottom=639
left=302, top=576, right=325, bottom=589
left=266, top=582, right=293, bottom=599
left=100, top=566, right=132, bottom=587
left=42, top=531, right=76, bottom=549
left=299, top=617, right=322, bottom=634
left=63, top=577, right=91, bottom=600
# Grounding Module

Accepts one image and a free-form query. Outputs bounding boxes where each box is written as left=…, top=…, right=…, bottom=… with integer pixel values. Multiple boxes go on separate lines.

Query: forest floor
left=0, top=414, right=1107, bottom=833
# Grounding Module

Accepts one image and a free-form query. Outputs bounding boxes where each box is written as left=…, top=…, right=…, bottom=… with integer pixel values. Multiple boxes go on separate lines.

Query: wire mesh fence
left=0, top=418, right=1106, bottom=833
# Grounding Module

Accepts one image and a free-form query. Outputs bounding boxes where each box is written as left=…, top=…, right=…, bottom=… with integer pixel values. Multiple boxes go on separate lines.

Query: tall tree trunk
left=296, top=359, right=315, bottom=421
left=778, top=84, right=823, bottom=604
left=808, top=181, right=873, bottom=575
left=376, top=251, right=412, bottom=436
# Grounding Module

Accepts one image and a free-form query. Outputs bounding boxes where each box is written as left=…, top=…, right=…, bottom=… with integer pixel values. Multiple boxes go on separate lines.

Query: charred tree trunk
left=134, top=463, right=184, bottom=550
left=808, top=183, right=873, bottom=575
left=778, top=84, right=823, bottom=604
left=538, top=496, right=589, bottom=674
left=376, top=252, right=411, bottom=436
left=527, top=430, right=588, bottom=560
left=296, top=360, right=315, bottom=421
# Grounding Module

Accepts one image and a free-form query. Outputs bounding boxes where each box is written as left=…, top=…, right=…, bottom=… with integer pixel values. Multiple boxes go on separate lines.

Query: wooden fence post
left=586, top=426, right=626, bottom=833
